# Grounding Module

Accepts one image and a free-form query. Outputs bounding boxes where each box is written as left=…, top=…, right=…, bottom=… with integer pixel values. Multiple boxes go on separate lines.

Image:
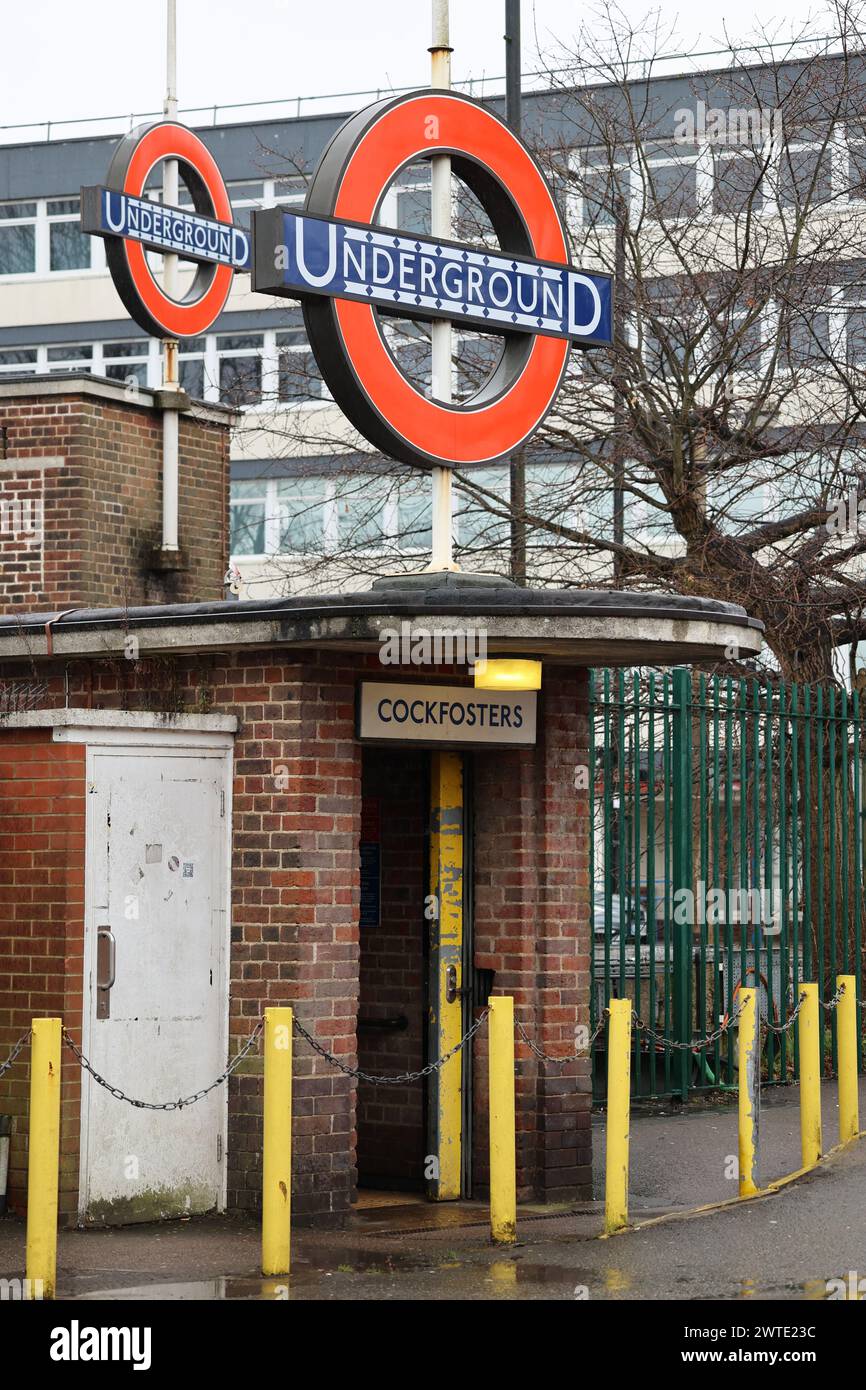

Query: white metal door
left=80, top=746, right=230, bottom=1224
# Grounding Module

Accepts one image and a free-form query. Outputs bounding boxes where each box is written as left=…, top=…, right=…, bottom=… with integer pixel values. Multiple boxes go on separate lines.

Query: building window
left=47, top=197, right=91, bottom=271
left=641, top=154, right=699, bottom=221
left=396, top=475, right=432, bottom=552
left=228, top=471, right=441, bottom=561
left=226, top=181, right=265, bottom=234
left=0, top=197, right=98, bottom=277
left=0, top=202, right=37, bottom=275
left=46, top=344, right=93, bottom=374
left=179, top=338, right=207, bottom=399
left=277, top=476, right=330, bottom=552
left=773, top=145, right=833, bottom=208
left=457, top=466, right=510, bottom=550
left=393, top=164, right=431, bottom=235
left=218, top=334, right=263, bottom=406
left=273, top=177, right=307, bottom=205
left=276, top=315, right=322, bottom=401
left=335, top=476, right=388, bottom=550
left=712, top=150, right=762, bottom=217
left=0, top=347, right=38, bottom=375
left=382, top=319, right=431, bottom=396
left=101, top=340, right=149, bottom=387
left=229, top=481, right=268, bottom=556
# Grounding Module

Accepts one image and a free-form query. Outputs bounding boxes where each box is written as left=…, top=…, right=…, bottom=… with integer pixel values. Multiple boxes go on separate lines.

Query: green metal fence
left=589, top=668, right=866, bottom=1100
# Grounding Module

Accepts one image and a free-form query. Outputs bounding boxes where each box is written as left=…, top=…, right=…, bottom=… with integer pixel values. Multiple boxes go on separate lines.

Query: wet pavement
left=594, top=1075, right=866, bottom=1212
left=2, top=1083, right=865, bottom=1300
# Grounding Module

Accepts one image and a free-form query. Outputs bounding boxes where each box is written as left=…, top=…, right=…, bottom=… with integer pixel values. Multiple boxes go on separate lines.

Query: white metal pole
left=162, top=0, right=180, bottom=551
left=426, top=0, right=458, bottom=571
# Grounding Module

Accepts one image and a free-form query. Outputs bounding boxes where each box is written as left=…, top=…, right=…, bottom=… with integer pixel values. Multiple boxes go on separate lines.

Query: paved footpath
left=1, top=1082, right=864, bottom=1300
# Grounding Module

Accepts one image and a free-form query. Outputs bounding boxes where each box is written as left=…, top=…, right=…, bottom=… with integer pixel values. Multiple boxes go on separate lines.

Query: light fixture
left=474, top=658, right=542, bottom=691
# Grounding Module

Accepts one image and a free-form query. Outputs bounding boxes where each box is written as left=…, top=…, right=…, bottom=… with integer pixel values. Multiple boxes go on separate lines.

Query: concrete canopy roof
left=0, top=575, right=763, bottom=668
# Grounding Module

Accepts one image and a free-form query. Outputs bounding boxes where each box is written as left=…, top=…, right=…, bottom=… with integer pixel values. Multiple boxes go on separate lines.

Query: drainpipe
left=426, top=0, right=459, bottom=572
left=161, top=0, right=181, bottom=555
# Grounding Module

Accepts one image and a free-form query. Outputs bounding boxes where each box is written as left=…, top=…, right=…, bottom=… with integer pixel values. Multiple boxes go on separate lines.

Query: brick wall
left=0, top=730, right=86, bottom=1217
left=0, top=651, right=592, bottom=1222
left=0, top=380, right=232, bottom=612
left=225, top=652, right=361, bottom=1223
left=356, top=747, right=427, bottom=1190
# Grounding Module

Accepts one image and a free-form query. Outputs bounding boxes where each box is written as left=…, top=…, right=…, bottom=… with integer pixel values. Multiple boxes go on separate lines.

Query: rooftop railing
left=0, top=34, right=847, bottom=147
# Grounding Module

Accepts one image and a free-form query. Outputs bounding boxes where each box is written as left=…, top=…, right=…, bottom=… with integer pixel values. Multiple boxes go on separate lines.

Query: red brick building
left=0, top=376, right=232, bottom=613
left=0, top=382, right=762, bottom=1226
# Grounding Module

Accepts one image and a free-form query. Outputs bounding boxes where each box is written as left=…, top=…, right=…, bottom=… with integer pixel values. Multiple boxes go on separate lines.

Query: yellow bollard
left=836, top=975, right=859, bottom=1145
left=604, top=997, right=632, bottom=1234
left=25, top=1017, right=62, bottom=1300
left=737, top=988, right=760, bottom=1196
left=798, top=983, right=822, bottom=1169
left=488, top=995, right=517, bottom=1244
left=261, top=1006, right=293, bottom=1277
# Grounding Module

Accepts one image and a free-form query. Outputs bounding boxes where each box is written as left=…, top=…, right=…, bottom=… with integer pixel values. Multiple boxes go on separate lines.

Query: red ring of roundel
left=332, top=93, right=571, bottom=468
left=121, top=124, right=235, bottom=339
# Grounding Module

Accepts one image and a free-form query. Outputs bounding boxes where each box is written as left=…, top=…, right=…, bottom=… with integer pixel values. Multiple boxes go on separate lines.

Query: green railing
left=589, top=668, right=865, bottom=1100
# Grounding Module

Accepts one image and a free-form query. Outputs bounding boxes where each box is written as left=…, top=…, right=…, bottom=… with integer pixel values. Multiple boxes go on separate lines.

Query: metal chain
left=0, top=1030, right=31, bottom=1079
left=515, top=1010, right=607, bottom=1065
left=762, top=990, right=809, bottom=1035
left=633, top=1000, right=744, bottom=1052
left=818, top=984, right=845, bottom=1013
left=62, top=1019, right=264, bottom=1111
left=292, top=1008, right=489, bottom=1085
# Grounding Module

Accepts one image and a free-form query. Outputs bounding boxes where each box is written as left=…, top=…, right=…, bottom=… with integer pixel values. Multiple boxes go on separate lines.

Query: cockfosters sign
left=357, top=682, right=537, bottom=748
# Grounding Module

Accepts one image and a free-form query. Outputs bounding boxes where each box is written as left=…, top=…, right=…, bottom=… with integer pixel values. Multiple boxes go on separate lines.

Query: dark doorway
left=356, top=747, right=429, bottom=1191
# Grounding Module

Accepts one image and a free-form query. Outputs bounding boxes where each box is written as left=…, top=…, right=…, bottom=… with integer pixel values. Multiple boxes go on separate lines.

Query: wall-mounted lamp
left=474, top=658, right=542, bottom=691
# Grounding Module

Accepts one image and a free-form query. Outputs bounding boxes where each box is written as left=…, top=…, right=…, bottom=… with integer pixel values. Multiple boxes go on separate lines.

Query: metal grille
left=589, top=668, right=866, bottom=1100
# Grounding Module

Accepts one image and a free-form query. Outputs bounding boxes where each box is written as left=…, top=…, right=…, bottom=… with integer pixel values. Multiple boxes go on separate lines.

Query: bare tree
left=234, top=4, right=866, bottom=684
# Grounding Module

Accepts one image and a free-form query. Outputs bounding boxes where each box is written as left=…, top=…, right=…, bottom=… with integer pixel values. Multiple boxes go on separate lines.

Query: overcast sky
left=0, top=0, right=827, bottom=134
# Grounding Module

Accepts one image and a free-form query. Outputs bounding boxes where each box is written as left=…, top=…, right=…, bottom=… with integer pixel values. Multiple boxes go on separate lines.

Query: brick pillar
left=533, top=667, right=592, bottom=1200
left=226, top=651, right=361, bottom=1225
left=473, top=666, right=591, bottom=1201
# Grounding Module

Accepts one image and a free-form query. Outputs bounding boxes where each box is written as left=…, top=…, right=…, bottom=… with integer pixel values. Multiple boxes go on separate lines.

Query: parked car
left=593, top=896, right=648, bottom=940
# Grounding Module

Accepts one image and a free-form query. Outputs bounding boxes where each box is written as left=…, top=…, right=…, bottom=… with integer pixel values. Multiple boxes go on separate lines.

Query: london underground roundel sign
left=253, top=90, right=613, bottom=469
left=81, top=121, right=251, bottom=339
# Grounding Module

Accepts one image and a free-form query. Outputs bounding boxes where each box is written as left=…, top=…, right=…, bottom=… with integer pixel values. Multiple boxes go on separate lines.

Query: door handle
left=96, top=928, right=116, bottom=1019
left=97, top=929, right=116, bottom=988
left=445, top=965, right=469, bottom=1005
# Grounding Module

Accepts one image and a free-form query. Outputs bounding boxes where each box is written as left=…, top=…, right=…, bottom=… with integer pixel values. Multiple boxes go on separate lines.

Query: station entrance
left=356, top=745, right=480, bottom=1202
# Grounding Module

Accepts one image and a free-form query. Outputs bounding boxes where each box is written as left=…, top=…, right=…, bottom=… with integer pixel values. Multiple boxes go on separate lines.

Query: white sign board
left=358, top=682, right=537, bottom=747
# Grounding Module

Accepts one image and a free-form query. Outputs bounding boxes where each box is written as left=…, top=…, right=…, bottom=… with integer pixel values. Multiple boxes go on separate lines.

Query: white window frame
left=0, top=196, right=104, bottom=280
left=229, top=472, right=435, bottom=560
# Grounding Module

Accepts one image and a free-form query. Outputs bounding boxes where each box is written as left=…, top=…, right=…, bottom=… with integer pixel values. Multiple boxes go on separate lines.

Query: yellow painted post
left=428, top=750, right=464, bottom=1201
left=25, top=1017, right=62, bottom=1300
left=262, top=1006, right=292, bottom=1277
left=737, top=988, right=760, bottom=1196
left=837, top=975, right=859, bottom=1145
left=488, top=995, right=516, bottom=1244
left=798, top=984, right=822, bottom=1169
left=604, top=997, right=631, bottom=1234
